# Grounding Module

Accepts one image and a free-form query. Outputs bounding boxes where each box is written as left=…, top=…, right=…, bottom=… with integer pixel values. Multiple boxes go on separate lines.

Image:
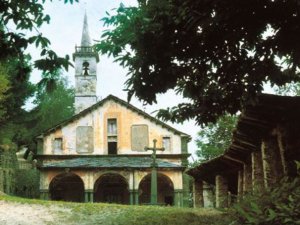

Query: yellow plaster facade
left=37, top=96, right=190, bottom=206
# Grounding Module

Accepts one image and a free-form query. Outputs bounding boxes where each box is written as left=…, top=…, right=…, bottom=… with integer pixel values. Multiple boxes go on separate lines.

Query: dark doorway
left=94, top=173, right=129, bottom=204
left=108, top=142, right=117, bottom=155
left=138, top=173, right=174, bottom=205
left=49, top=173, right=84, bottom=202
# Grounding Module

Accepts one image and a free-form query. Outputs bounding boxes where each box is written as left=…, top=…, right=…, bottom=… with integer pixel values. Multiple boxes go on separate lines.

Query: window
left=107, top=119, right=117, bottom=135
left=76, top=126, right=94, bottom=153
left=131, top=125, right=149, bottom=151
left=162, top=137, right=171, bottom=151
left=107, top=119, right=117, bottom=154
left=53, top=138, right=63, bottom=153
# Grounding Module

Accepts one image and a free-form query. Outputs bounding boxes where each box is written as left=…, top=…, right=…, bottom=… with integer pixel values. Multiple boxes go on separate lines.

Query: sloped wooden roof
left=226, top=94, right=300, bottom=161
left=187, top=94, right=300, bottom=184
left=38, top=95, right=190, bottom=138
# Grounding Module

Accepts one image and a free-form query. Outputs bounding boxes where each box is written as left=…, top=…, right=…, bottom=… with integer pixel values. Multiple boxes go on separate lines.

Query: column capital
left=174, top=189, right=183, bottom=193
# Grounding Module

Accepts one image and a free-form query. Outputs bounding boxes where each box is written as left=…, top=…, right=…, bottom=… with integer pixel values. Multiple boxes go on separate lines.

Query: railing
left=75, top=46, right=95, bottom=53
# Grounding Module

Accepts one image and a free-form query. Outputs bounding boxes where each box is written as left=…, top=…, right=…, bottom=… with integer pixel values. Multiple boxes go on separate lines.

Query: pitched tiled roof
left=38, top=95, right=189, bottom=138
left=40, top=156, right=184, bottom=169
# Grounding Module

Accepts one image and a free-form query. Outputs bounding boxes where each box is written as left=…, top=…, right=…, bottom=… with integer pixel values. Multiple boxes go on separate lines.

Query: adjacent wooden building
left=187, top=94, right=300, bottom=207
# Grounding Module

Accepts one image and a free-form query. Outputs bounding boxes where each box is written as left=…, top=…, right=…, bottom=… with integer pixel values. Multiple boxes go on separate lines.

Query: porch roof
left=39, top=156, right=184, bottom=170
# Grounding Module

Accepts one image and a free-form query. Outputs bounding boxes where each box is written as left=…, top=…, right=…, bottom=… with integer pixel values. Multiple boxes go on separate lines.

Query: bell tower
left=73, top=12, right=99, bottom=113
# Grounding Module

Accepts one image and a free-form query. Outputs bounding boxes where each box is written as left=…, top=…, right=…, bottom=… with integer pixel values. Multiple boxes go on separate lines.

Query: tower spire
left=81, top=11, right=91, bottom=46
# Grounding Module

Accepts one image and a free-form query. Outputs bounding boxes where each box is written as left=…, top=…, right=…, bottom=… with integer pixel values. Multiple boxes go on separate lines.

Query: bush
left=14, top=169, right=40, bottom=198
left=233, top=162, right=300, bottom=225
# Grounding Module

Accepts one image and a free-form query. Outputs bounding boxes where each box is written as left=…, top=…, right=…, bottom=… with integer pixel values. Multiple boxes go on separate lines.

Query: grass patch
left=0, top=195, right=232, bottom=225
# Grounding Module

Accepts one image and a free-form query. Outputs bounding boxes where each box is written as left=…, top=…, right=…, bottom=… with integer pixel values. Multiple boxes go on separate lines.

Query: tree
left=97, top=1, right=300, bottom=125
left=195, top=114, right=237, bottom=162
left=0, top=62, right=10, bottom=121
left=0, top=0, right=77, bottom=73
left=0, top=56, right=35, bottom=145
left=274, top=82, right=300, bottom=96
left=26, top=73, right=75, bottom=144
left=0, top=0, right=77, bottom=146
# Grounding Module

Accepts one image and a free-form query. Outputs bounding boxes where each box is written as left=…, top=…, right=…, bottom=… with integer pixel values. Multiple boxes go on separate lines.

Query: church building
left=36, top=13, right=191, bottom=206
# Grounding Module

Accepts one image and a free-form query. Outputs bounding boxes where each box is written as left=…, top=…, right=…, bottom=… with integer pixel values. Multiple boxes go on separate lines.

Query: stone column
left=251, top=151, right=264, bottom=192
left=277, top=128, right=288, bottom=175
left=262, top=136, right=284, bottom=188
left=134, top=190, right=139, bottom=205
left=182, top=173, right=191, bottom=207
left=40, top=189, right=49, bottom=200
left=194, top=179, right=204, bottom=208
left=84, top=190, right=93, bottom=202
left=215, top=175, right=228, bottom=208
left=129, top=190, right=134, bottom=205
left=174, top=189, right=183, bottom=207
left=243, top=162, right=252, bottom=194
left=203, top=181, right=214, bottom=207
left=237, top=170, right=244, bottom=201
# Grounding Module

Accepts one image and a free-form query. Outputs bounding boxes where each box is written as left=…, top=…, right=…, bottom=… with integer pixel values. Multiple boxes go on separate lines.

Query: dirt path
left=0, top=200, right=71, bottom=225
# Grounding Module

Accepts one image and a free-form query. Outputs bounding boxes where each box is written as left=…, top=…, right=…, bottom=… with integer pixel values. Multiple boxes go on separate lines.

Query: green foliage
left=0, top=62, right=11, bottom=121
left=0, top=56, right=34, bottom=146
left=195, top=114, right=237, bottom=161
left=97, top=1, right=300, bottom=125
left=33, top=78, right=74, bottom=134
left=0, top=0, right=77, bottom=73
left=25, top=72, right=74, bottom=147
left=233, top=163, right=300, bottom=225
left=274, top=82, right=300, bottom=96
left=14, top=169, right=40, bottom=199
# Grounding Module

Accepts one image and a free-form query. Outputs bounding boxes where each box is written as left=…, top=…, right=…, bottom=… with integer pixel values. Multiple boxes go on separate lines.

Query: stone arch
left=138, top=172, right=174, bottom=205
left=49, top=172, right=84, bottom=202
left=94, top=173, right=129, bottom=204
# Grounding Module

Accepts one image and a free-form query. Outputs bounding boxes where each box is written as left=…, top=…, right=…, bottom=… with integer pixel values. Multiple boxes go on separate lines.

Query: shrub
left=233, top=162, right=300, bottom=225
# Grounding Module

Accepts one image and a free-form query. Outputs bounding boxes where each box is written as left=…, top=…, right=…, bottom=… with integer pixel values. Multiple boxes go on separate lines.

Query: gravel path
left=0, top=200, right=71, bottom=225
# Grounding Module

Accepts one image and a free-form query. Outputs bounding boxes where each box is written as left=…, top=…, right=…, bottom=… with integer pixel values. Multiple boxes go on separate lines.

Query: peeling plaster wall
left=42, top=99, right=183, bottom=155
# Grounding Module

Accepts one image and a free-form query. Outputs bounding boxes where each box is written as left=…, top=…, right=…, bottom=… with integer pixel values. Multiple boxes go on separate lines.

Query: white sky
left=27, top=0, right=199, bottom=161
